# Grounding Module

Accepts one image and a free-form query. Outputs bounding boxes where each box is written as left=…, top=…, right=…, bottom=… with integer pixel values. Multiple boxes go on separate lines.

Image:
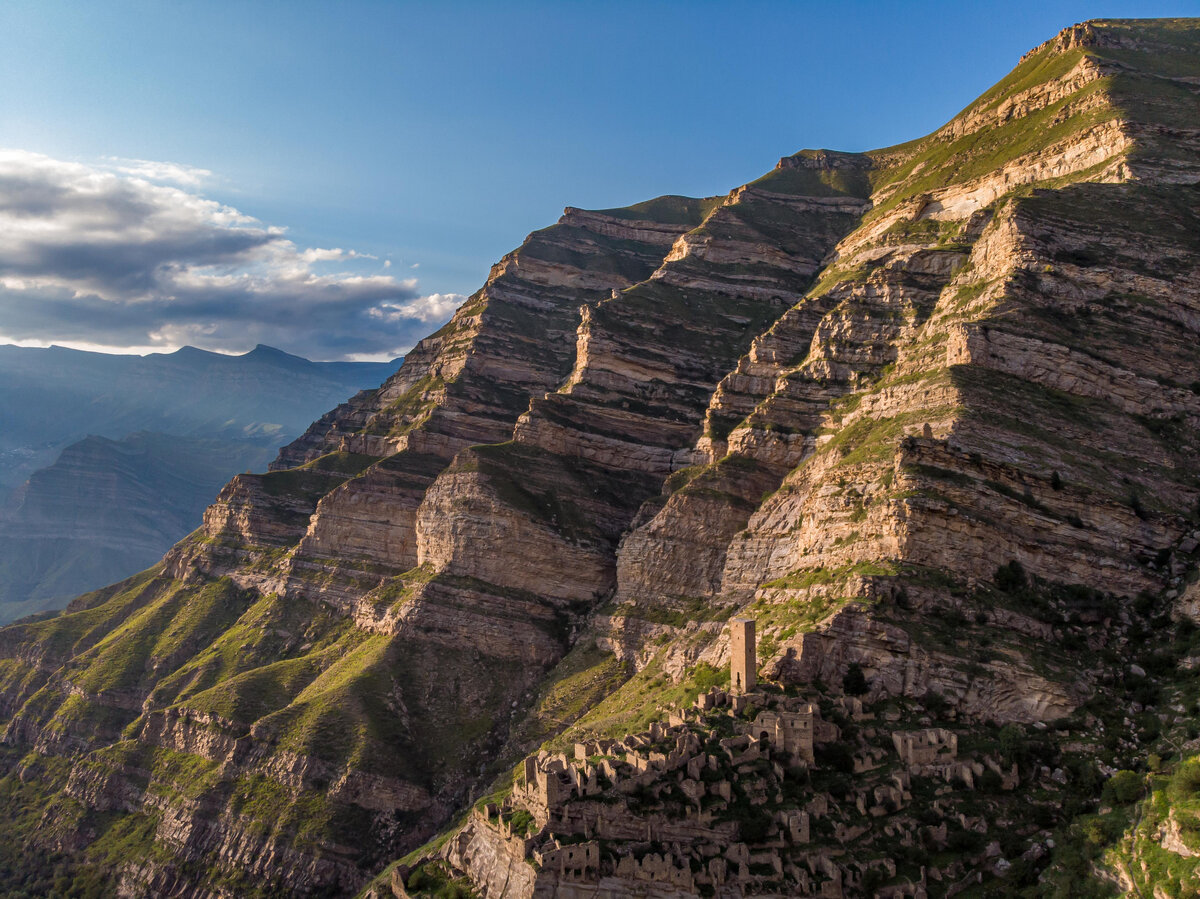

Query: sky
left=0, top=0, right=1197, bottom=361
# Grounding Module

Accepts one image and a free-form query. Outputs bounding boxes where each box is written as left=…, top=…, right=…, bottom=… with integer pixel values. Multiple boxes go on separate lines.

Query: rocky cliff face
left=181, top=199, right=714, bottom=610
left=412, top=150, right=871, bottom=618
left=608, top=17, right=1200, bottom=693
left=2, top=17, right=1200, bottom=899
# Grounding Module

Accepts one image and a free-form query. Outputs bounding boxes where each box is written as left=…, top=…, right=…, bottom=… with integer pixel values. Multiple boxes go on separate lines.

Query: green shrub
left=947, top=826, right=986, bottom=853
left=406, top=861, right=478, bottom=899
left=978, top=768, right=1004, bottom=793
left=1101, top=770, right=1144, bottom=805
left=995, top=560, right=1027, bottom=592
left=692, top=662, right=726, bottom=692
left=1080, top=813, right=1125, bottom=847
left=997, top=723, right=1026, bottom=764
left=506, top=809, right=535, bottom=837
left=923, top=691, right=949, bottom=715
left=1169, top=757, right=1200, bottom=802
left=860, top=868, right=887, bottom=894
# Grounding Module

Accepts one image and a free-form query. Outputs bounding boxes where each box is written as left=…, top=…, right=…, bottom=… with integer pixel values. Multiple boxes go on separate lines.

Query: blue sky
left=0, top=0, right=1197, bottom=359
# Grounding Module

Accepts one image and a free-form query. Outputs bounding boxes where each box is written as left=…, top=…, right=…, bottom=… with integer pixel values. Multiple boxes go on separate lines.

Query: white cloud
left=103, top=157, right=214, bottom=186
left=369, top=292, right=466, bottom=324
left=0, top=149, right=460, bottom=360
left=300, top=247, right=379, bottom=263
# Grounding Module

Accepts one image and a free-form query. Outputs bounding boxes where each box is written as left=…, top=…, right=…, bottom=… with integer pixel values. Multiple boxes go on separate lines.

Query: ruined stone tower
left=730, top=617, right=756, bottom=693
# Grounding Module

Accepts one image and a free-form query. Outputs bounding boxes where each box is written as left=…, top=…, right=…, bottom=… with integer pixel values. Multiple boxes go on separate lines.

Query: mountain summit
left=0, top=18, right=1199, bottom=897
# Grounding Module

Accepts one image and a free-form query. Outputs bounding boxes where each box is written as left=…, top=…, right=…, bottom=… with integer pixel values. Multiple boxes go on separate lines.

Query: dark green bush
left=842, top=662, right=869, bottom=696
left=1100, top=770, right=1144, bottom=805
left=815, top=742, right=856, bottom=775
left=995, top=560, right=1027, bottom=592
left=1169, top=758, right=1200, bottom=802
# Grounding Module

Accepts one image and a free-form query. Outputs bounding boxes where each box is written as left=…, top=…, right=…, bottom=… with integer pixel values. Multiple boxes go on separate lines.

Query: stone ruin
left=473, top=679, right=848, bottom=895
left=426, top=618, right=1003, bottom=897
left=892, top=727, right=958, bottom=767
left=748, top=703, right=841, bottom=765
left=532, top=838, right=599, bottom=879
left=730, top=616, right=757, bottom=693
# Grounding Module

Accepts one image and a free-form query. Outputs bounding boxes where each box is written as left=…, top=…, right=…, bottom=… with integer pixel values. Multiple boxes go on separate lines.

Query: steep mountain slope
left=404, top=22, right=1200, bottom=898
left=0, top=345, right=399, bottom=616
left=0, top=197, right=726, bottom=896
left=1, top=17, right=1199, bottom=899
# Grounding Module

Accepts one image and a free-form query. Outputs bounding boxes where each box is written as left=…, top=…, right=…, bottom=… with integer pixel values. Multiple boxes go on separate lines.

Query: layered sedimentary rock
left=172, top=199, right=713, bottom=608
left=417, top=19, right=1200, bottom=897
left=2, top=17, right=1200, bottom=899
left=0, top=197, right=729, bottom=896
left=414, top=150, right=872, bottom=619
left=611, top=19, right=1200, bottom=687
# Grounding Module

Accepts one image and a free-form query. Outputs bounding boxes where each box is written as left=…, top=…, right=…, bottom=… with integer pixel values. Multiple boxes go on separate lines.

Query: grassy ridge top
left=593, top=194, right=725, bottom=226
left=857, top=17, right=1200, bottom=222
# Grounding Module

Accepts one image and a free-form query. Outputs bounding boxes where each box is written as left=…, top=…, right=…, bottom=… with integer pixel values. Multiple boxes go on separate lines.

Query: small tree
left=1170, top=758, right=1200, bottom=802
left=1101, top=770, right=1144, bottom=806
left=842, top=662, right=869, bottom=696
left=997, top=723, right=1026, bottom=766
left=994, top=559, right=1027, bottom=592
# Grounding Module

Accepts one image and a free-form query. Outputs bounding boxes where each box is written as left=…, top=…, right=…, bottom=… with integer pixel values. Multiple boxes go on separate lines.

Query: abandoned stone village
left=392, top=617, right=1030, bottom=898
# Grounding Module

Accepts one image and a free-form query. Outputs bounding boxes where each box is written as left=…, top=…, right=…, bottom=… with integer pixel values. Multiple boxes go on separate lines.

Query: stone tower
left=730, top=617, right=756, bottom=693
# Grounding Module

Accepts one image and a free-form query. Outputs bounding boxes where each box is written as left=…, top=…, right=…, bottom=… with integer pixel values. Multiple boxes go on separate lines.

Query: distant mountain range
left=0, top=344, right=399, bottom=620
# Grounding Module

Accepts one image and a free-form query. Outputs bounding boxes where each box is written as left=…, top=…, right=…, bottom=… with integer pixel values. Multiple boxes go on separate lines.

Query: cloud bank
left=0, top=149, right=463, bottom=360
